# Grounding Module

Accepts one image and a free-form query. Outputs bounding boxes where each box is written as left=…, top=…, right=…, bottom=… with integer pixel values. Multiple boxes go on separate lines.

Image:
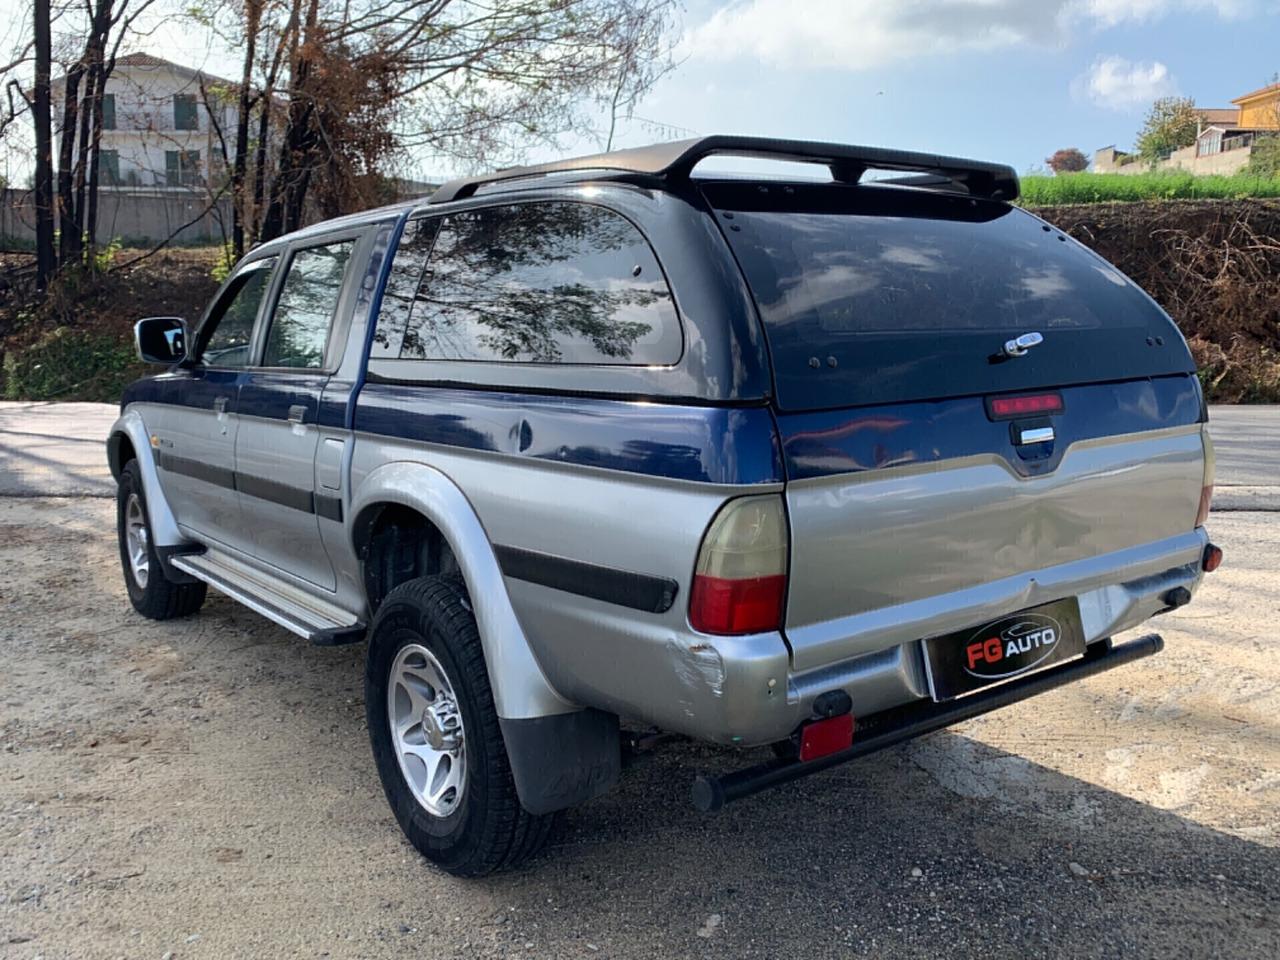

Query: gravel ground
left=1, top=499, right=1277, bottom=959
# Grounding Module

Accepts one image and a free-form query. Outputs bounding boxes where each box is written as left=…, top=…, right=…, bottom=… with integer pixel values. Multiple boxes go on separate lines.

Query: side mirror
left=134, top=317, right=189, bottom=365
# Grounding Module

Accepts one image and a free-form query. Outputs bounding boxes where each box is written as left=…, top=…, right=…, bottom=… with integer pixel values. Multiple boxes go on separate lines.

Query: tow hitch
left=691, top=633, right=1164, bottom=813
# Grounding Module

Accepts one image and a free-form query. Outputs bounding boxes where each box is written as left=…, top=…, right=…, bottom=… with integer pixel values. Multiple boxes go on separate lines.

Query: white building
left=52, top=52, right=240, bottom=189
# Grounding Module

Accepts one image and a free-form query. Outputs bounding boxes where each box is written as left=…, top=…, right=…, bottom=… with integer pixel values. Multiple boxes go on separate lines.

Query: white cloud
left=681, top=0, right=1074, bottom=71
left=1078, top=0, right=1261, bottom=27
left=1072, top=55, right=1177, bottom=108
left=682, top=0, right=1270, bottom=71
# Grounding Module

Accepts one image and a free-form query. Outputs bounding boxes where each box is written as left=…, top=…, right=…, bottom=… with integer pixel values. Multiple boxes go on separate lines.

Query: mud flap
left=499, top=709, right=620, bottom=815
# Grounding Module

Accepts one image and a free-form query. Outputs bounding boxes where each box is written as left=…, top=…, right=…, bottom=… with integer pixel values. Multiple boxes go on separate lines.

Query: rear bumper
left=694, top=632, right=1166, bottom=811
left=644, top=529, right=1206, bottom=746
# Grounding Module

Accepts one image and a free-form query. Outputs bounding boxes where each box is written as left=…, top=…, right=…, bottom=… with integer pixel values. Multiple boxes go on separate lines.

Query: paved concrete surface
left=0, top=499, right=1276, bottom=958
left=0, top=402, right=118, bottom=497
left=1202, top=405, right=1280, bottom=511
left=0, top=401, right=1275, bottom=507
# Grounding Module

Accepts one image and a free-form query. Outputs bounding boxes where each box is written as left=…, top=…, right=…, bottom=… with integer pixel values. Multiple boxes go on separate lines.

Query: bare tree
left=205, top=0, right=678, bottom=248
left=33, top=0, right=55, bottom=288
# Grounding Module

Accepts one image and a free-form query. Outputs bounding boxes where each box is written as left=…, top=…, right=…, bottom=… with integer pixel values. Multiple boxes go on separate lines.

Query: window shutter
left=101, top=93, right=116, bottom=131
left=100, top=150, right=120, bottom=185
left=173, top=94, right=198, bottom=131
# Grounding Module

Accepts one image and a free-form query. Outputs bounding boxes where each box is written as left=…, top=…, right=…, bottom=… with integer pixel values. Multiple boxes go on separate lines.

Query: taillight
left=1195, top=484, right=1213, bottom=527
left=689, top=495, right=788, bottom=635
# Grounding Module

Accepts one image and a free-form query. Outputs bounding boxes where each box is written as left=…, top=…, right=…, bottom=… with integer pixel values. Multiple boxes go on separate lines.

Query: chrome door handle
left=1018, top=426, right=1055, bottom=445
left=288, top=404, right=307, bottom=424
left=212, top=396, right=228, bottom=414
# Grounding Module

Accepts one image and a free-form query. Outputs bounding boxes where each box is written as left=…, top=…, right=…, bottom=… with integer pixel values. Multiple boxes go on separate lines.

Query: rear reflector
left=1196, top=484, right=1213, bottom=527
left=988, top=392, right=1064, bottom=419
left=689, top=495, right=789, bottom=636
left=1203, top=543, right=1223, bottom=573
left=799, top=714, right=855, bottom=762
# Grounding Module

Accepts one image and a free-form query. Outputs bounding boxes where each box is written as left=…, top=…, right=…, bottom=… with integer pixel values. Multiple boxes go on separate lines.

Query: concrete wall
left=0, top=187, right=233, bottom=248
left=1092, top=143, right=1254, bottom=176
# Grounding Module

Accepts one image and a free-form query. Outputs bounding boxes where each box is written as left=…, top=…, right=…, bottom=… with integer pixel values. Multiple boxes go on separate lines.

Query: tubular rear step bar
left=691, top=633, right=1164, bottom=813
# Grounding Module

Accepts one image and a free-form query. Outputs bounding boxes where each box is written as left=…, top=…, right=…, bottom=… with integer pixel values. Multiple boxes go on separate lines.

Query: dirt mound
left=1031, top=199, right=1280, bottom=403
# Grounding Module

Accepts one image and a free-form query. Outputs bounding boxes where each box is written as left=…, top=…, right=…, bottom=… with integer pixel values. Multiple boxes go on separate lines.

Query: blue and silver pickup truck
left=108, top=136, right=1220, bottom=876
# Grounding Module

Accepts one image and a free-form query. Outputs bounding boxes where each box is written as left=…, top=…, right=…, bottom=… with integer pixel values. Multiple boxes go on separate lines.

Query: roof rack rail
left=427, top=135, right=1020, bottom=205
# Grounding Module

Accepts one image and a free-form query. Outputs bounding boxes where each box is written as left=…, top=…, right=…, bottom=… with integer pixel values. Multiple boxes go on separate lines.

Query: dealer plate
left=923, top=597, right=1086, bottom=701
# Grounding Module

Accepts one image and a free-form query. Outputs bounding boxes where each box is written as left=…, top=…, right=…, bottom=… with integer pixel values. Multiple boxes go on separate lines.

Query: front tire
left=116, top=460, right=206, bottom=620
left=365, top=576, right=554, bottom=876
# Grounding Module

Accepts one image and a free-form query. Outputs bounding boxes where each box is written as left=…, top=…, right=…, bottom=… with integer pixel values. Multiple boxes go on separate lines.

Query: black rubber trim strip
left=157, top=453, right=342, bottom=519
left=315, top=494, right=343, bottom=522
left=156, top=452, right=235, bottom=490
left=235, top=473, right=314, bottom=513
left=494, top=544, right=678, bottom=614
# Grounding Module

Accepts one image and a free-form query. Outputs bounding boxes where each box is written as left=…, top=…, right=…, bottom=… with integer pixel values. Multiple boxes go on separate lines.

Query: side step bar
left=170, top=551, right=366, bottom=646
left=692, top=633, right=1164, bottom=813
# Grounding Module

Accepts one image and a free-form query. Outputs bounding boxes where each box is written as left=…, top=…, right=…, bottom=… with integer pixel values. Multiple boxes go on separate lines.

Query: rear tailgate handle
left=288, top=404, right=307, bottom=424
left=1018, top=426, right=1054, bottom=445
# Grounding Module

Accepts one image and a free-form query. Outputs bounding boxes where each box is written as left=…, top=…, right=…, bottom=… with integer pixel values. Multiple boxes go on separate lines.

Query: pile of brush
left=1032, top=199, right=1280, bottom=403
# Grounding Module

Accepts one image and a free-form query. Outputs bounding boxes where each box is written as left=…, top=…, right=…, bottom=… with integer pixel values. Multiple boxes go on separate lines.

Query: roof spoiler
left=428, top=135, right=1020, bottom=205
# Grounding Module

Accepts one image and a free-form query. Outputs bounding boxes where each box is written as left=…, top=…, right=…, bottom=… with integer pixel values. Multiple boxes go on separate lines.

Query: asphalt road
left=0, top=401, right=1275, bottom=507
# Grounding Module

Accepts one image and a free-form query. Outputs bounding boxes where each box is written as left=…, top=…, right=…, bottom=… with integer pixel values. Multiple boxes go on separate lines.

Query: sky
left=628, top=0, right=1280, bottom=175
left=3, top=0, right=1279, bottom=179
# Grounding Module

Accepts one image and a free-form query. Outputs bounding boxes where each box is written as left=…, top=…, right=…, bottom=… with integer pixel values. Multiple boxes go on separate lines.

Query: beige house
left=52, top=52, right=240, bottom=189
left=1094, top=83, right=1280, bottom=175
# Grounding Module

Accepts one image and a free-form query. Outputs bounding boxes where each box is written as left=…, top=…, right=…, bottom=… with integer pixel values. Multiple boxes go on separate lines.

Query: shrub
left=211, top=243, right=236, bottom=282
left=1045, top=148, right=1088, bottom=174
left=1246, top=135, right=1280, bottom=179
left=2, top=326, right=143, bottom=401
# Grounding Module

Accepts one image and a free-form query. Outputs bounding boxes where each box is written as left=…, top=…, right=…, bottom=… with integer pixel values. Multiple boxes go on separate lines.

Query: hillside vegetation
left=1021, top=172, right=1280, bottom=205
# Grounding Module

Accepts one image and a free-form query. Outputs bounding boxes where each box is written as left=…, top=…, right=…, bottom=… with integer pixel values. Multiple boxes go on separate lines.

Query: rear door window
left=706, top=181, right=1191, bottom=410
left=262, top=240, right=355, bottom=369
left=374, top=201, right=681, bottom=366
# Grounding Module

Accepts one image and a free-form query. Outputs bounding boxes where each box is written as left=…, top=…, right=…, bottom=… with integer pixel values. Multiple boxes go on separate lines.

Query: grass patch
left=1020, top=171, right=1280, bottom=205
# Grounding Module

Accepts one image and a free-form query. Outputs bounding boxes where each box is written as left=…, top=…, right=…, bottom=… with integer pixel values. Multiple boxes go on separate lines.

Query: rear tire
left=365, top=575, right=554, bottom=876
left=116, top=460, right=206, bottom=620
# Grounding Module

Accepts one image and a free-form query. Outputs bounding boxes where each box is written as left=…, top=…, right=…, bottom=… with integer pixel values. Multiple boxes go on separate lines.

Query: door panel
left=149, top=368, right=246, bottom=549
left=235, top=237, right=359, bottom=590
left=151, top=257, right=278, bottom=551
left=236, top=371, right=336, bottom=589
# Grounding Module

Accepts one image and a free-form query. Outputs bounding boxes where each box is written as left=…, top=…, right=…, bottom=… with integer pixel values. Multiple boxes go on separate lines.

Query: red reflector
left=989, top=393, right=1064, bottom=418
left=1203, top=543, right=1223, bottom=573
left=1196, top=484, right=1213, bottom=527
left=689, top=573, right=786, bottom=635
left=799, top=714, right=855, bottom=762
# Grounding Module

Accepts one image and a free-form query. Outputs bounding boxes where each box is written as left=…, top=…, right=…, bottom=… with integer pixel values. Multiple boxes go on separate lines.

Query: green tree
left=1136, top=96, right=1200, bottom=159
